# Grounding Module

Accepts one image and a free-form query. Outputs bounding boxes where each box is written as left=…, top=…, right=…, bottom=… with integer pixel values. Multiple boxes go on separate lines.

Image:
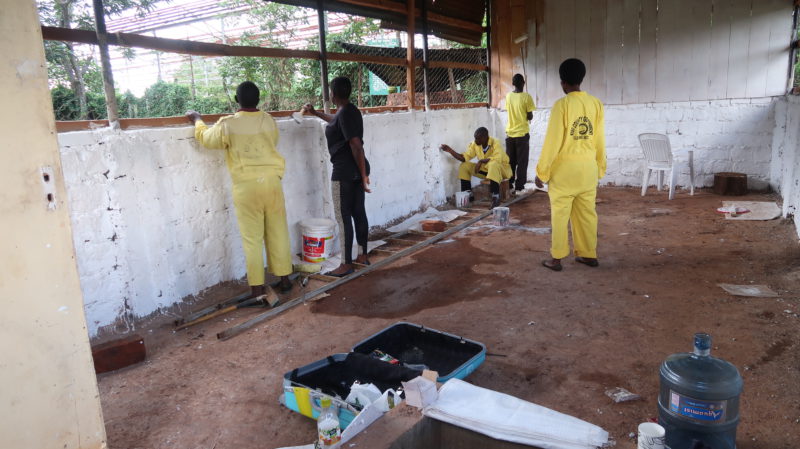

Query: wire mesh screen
left=44, top=2, right=489, bottom=121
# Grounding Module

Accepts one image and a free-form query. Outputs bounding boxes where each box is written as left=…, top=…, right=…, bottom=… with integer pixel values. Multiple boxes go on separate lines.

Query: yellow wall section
left=0, top=1, right=107, bottom=448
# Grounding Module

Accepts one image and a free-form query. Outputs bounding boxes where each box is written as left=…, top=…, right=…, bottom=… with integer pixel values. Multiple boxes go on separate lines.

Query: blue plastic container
left=658, top=333, right=743, bottom=449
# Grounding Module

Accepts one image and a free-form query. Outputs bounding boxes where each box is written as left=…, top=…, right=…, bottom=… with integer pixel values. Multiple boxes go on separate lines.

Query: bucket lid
left=301, top=218, right=335, bottom=230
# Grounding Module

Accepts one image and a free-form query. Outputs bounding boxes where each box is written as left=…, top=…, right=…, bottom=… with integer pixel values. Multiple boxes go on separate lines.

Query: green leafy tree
left=141, top=81, right=193, bottom=117
left=37, top=0, right=157, bottom=119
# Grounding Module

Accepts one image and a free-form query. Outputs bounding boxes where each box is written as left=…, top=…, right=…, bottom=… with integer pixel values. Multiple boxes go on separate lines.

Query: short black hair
left=512, top=74, right=525, bottom=87
left=559, top=59, right=586, bottom=86
left=330, top=76, right=352, bottom=100
left=236, top=81, right=260, bottom=108
left=474, top=127, right=489, bottom=137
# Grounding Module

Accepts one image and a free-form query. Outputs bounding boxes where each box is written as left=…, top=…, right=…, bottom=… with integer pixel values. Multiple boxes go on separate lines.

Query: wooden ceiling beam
left=335, top=0, right=485, bottom=33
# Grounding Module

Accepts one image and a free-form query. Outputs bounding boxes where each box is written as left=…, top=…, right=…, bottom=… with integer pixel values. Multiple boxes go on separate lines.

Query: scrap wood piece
left=718, top=283, right=779, bottom=298
left=92, top=334, right=146, bottom=374
left=605, top=387, right=641, bottom=403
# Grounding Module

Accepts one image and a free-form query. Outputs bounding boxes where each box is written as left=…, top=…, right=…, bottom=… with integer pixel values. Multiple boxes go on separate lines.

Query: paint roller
left=514, top=34, right=530, bottom=93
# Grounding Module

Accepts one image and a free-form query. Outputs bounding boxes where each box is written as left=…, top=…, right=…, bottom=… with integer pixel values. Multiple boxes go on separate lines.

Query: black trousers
left=506, top=133, right=530, bottom=191
left=334, top=180, right=368, bottom=264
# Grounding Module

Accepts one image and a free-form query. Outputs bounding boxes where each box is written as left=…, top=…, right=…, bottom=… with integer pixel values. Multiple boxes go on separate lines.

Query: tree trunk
left=58, top=1, right=89, bottom=119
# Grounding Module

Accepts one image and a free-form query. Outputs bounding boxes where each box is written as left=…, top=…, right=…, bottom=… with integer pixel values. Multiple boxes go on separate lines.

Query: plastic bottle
left=658, top=333, right=743, bottom=449
left=317, top=397, right=341, bottom=448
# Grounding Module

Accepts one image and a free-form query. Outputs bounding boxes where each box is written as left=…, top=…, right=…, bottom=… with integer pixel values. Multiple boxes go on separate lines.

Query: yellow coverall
left=458, top=137, right=512, bottom=184
left=536, top=91, right=606, bottom=260
left=194, top=111, right=292, bottom=285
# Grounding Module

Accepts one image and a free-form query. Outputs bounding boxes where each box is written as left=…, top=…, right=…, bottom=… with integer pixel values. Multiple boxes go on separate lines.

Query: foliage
left=42, top=0, right=489, bottom=120
left=140, top=81, right=193, bottom=117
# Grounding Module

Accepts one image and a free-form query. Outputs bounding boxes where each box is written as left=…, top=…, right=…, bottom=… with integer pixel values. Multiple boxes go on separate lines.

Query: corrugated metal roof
left=271, top=0, right=486, bottom=46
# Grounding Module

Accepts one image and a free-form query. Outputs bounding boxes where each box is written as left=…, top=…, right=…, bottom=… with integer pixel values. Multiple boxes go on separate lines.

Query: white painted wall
left=59, top=98, right=786, bottom=335
left=58, top=108, right=493, bottom=336
left=770, top=95, right=800, bottom=238
left=521, top=0, right=793, bottom=108
left=495, top=97, right=778, bottom=191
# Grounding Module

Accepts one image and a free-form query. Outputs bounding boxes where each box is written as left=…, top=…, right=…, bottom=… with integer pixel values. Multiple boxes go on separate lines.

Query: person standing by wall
left=535, top=59, right=606, bottom=272
left=505, top=74, right=536, bottom=193
left=185, top=81, right=293, bottom=298
left=302, top=76, right=371, bottom=277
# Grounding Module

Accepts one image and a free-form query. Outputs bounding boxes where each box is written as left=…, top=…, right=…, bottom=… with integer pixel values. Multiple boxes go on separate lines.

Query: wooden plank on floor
left=92, top=334, right=146, bottom=374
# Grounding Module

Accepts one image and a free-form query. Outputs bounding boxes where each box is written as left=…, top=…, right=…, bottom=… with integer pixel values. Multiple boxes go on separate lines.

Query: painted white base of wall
left=58, top=98, right=788, bottom=336
left=493, top=97, right=777, bottom=191
left=770, top=95, right=800, bottom=238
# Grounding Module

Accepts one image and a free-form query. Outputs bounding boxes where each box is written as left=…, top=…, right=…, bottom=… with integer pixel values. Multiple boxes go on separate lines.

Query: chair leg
left=688, top=150, right=695, bottom=195
left=668, top=166, right=677, bottom=200
left=641, top=169, right=651, bottom=196
left=657, top=171, right=664, bottom=191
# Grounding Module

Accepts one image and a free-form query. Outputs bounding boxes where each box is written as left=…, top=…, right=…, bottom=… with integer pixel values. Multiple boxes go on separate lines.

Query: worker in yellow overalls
left=185, top=81, right=293, bottom=297
left=535, top=59, right=606, bottom=271
left=440, top=127, right=512, bottom=209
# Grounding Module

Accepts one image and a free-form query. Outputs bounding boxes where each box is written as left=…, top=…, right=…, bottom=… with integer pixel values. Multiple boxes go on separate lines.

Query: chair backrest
left=638, top=133, right=673, bottom=164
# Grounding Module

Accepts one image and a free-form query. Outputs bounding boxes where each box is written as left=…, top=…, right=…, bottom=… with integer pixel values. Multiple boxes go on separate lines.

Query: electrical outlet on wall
left=41, top=166, right=56, bottom=210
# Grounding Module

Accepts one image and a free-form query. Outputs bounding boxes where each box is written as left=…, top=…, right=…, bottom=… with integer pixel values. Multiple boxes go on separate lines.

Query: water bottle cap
left=694, top=332, right=712, bottom=351
left=321, top=397, right=331, bottom=408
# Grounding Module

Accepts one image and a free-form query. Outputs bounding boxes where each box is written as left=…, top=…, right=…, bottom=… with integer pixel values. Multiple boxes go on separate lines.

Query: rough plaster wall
left=60, top=100, right=783, bottom=335
left=770, top=95, right=800, bottom=238
left=59, top=109, right=490, bottom=336
left=494, top=97, right=777, bottom=190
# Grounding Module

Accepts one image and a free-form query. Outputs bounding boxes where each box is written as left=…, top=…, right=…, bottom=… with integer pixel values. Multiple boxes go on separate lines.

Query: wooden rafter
left=335, top=0, right=484, bottom=33
left=41, top=26, right=487, bottom=70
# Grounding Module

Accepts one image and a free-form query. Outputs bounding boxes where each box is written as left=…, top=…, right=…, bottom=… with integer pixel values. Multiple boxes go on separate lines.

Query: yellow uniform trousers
left=459, top=160, right=512, bottom=184
left=547, top=158, right=599, bottom=259
left=232, top=173, right=292, bottom=285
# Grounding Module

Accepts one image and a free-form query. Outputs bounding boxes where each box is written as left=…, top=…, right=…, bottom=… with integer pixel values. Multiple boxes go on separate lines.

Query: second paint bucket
left=300, top=218, right=335, bottom=263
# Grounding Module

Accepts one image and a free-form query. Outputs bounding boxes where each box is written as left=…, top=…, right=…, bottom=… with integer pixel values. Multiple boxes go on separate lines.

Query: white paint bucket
left=455, top=191, right=471, bottom=208
left=300, top=218, right=335, bottom=263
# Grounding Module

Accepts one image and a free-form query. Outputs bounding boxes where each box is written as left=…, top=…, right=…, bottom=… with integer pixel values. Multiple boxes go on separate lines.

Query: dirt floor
left=96, top=187, right=800, bottom=449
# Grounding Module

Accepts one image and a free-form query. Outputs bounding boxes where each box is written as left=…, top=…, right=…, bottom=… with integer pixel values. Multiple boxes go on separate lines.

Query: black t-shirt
left=325, top=102, right=370, bottom=181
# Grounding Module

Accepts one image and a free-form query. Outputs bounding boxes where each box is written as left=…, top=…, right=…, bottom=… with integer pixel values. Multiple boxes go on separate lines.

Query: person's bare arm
left=439, top=144, right=465, bottom=162
left=350, top=137, right=371, bottom=193
left=527, top=111, right=533, bottom=121
left=302, top=103, right=334, bottom=123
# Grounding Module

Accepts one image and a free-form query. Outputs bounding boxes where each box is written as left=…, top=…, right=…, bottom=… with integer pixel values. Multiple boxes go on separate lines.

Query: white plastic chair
left=638, top=133, right=694, bottom=200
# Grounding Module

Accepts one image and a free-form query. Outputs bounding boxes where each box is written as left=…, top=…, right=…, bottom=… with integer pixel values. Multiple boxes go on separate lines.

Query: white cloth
left=423, top=379, right=609, bottom=449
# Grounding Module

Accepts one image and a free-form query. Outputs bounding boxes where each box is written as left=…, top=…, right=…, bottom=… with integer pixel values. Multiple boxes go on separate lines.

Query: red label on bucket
left=303, top=236, right=326, bottom=257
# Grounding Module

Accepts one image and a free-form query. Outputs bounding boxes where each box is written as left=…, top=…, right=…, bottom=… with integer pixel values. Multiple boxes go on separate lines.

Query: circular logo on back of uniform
left=569, top=116, right=593, bottom=140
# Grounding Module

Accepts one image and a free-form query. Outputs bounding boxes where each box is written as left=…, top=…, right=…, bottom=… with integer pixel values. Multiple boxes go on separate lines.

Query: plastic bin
left=279, top=322, right=486, bottom=428
left=351, top=322, right=486, bottom=382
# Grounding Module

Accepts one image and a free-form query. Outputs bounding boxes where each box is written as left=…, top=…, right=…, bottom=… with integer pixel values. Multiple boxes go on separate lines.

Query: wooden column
left=485, top=0, right=492, bottom=107
left=92, top=0, right=119, bottom=125
left=317, top=0, right=331, bottom=113
left=406, top=0, right=415, bottom=110
left=421, top=0, right=430, bottom=110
